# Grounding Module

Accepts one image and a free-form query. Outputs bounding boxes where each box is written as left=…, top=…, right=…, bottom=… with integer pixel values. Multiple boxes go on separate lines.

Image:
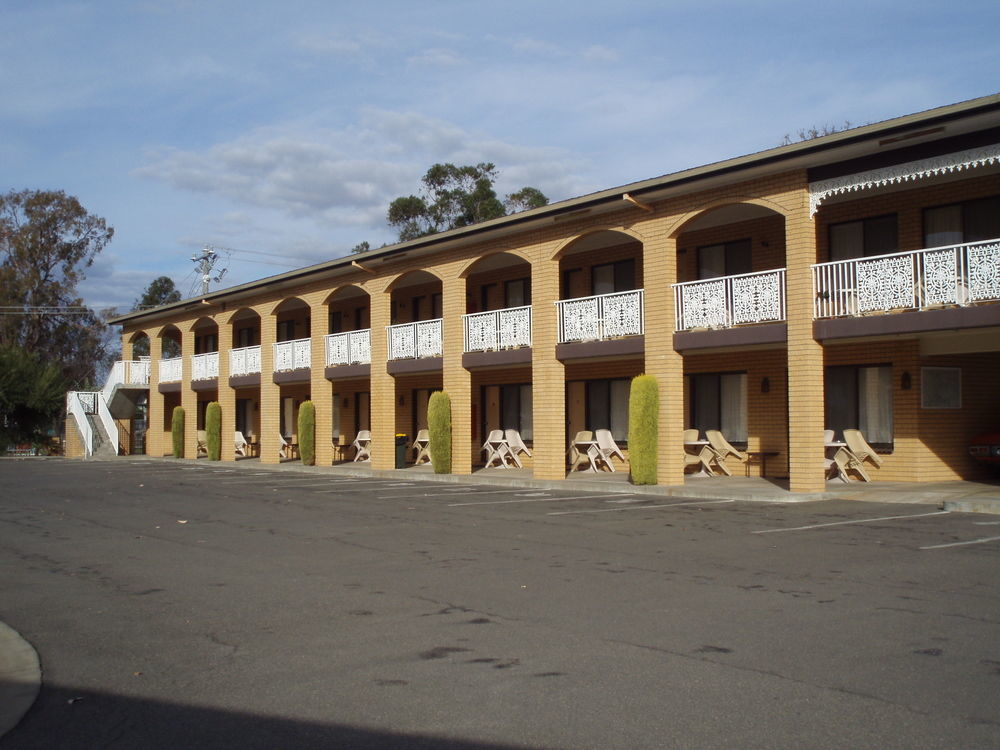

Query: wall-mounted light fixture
left=398, top=395, right=405, bottom=406
left=901, top=371, right=912, bottom=390
left=761, top=377, right=770, bottom=394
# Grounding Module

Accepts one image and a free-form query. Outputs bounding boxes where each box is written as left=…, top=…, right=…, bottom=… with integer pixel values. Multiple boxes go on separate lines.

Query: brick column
left=147, top=326, right=164, bottom=457
left=218, top=316, right=235, bottom=463
left=643, top=231, right=686, bottom=485
left=785, top=182, right=827, bottom=492
left=180, top=327, right=197, bottom=459
left=369, top=282, right=396, bottom=470
left=310, top=301, right=333, bottom=466
left=259, top=305, right=281, bottom=464
left=442, top=271, right=472, bottom=474
left=531, top=248, right=566, bottom=480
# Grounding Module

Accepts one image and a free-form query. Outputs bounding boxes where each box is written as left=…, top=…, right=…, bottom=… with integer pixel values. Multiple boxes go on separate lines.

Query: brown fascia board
left=111, top=94, right=1000, bottom=328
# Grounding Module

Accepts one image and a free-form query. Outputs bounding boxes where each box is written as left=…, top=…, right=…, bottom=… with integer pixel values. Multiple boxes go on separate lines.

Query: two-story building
left=77, top=93, right=1000, bottom=493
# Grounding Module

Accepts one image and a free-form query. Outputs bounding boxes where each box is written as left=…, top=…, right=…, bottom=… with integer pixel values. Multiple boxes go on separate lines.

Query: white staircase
left=66, top=359, right=150, bottom=458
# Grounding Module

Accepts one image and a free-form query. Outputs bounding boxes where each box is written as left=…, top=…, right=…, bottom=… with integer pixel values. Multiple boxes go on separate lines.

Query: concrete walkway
left=0, top=621, right=41, bottom=740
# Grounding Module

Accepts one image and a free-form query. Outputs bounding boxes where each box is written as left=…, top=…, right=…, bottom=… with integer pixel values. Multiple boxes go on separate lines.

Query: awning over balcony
left=808, top=143, right=1000, bottom=216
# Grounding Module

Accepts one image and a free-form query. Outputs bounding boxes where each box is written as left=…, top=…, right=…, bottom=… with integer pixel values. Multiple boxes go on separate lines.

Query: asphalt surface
left=1, top=458, right=999, bottom=749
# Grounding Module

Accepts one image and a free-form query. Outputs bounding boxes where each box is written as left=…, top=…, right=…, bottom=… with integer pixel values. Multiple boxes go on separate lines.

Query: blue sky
left=4, top=0, right=998, bottom=310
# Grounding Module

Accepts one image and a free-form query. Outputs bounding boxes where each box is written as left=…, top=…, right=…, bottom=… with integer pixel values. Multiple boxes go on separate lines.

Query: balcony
left=159, top=357, right=182, bottom=383
left=326, top=329, right=371, bottom=366
left=673, top=269, right=786, bottom=331
left=191, top=351, right=219, bottom=381
left=387, top=319, right=443, bottom=360
left=109, top=359, right=150, bottom=387
left=556, top=289, right=644, bottom=344
left=229, top=345, right=261, bottom=376
left=463, top=306, right=532, bottom=352
left=812, top=239, right=1000, bottom=319
left=274, top=338, right=311, bottom=371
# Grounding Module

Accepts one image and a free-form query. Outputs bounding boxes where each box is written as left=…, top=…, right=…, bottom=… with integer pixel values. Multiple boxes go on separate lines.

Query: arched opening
left=387, top=271, right=443, bottom=361
left=324, top=285, right=372, bottom=369
left=230, top=308, right=261, bottom=349
left=463, top=252, right=532, bottom=353
left=273, top=298, right=311, bottom=343
left=128, top=330, right=151, bottom=360
left=159, top=325, right=181, bottom=359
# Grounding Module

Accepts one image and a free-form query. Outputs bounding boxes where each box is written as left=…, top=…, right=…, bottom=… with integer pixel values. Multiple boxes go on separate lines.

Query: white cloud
left=407, top=48, right=464, bottom=68
left=582, top=45, right=618, bottom=63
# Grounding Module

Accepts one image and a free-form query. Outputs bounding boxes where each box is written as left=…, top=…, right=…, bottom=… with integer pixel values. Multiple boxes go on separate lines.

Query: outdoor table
left=572, top=440, right=600, bottom=472
left=744, top=450, right=779, bottom=477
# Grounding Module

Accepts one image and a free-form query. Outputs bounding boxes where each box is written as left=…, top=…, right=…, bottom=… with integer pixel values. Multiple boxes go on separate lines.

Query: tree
left=350, top=241, right=371, bottom=255
left=387, top=163, right=549, bottom=241
left=0, top=344, right=65, bottom=446
left=132, top=276, right=181, bottom=357
left=0, top=189, right=115, bottom=389
left=780, top=121, right=853, bottom=146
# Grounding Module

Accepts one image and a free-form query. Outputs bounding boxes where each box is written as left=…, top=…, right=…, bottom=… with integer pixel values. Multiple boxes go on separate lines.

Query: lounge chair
left=823, top=429, right=835, bottom=444
left=683, top=428, right=701, bottom=444
left=684, top=444, right=715, bottom=476
left=705, top=430, right=746, bottom=476
left=235, top=431, right=249, bottom=457
left=482, top=429, right=516, bottom=468
left=842, top=429, right=883, bottom=469
left=505, top=429, right=532, bottom=460
left=278, top=433, right=298, bottom=460
left=351, top=430, right=371, bottom=462
left=594, top=429, right=625, bottom=472
left=567, top=430, right=594, bottom=471
left=412, top=429, right=432, bottom=465
left=196, top=430, right=208, bottom=456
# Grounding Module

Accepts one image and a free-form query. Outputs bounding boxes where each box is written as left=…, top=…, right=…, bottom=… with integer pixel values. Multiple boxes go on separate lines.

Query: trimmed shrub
left=427, top=390, right=452, bottom=474
left=205, top=402, right=222, bottom=461
left=298, top=400, right=316, bottom=466
left=628, top=374, right=659, bottom=485
left=171, top=406, right=185, bottom=458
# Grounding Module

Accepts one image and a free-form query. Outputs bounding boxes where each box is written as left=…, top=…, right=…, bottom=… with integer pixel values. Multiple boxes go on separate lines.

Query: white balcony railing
left=159, top=357, right=182, bottom=383
left=191, top=351, right=219, bottom=381
left=66, top=392, right=96, bottom=457
left=673, top=269, right=787, bottom=331
left=325, top=329, right=371, bottom=366
left=274, top=338, right=311, bottom=371
left=555, top=289, right=644, bottom=344
left=387, top=319, right=443, bottom=360
left=812, top=239, right=1000, bottom=319
left=229, top=345, right=261, bottom=376
left=463, top=306, right=532, bottom=352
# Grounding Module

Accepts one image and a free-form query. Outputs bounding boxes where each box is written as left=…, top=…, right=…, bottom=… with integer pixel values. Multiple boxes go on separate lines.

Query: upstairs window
left=505, top=278, right=531, bottom=307
left=592, top=259, right=636, bottom=295
left=829, top=215, right=897, bottom=262
left=697, top=239, right=752, bottom=279
left=924, top=196, right=1000, bottom=247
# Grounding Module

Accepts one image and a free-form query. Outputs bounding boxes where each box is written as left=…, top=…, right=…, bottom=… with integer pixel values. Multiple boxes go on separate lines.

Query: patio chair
left=823, top=429, right=836, bottom=444
left=683, top=428, right=701, bottom=444
left=351, top=430, right=372, bottom=462
left=594, top=429, right=626, bottom=472
left=196, top=430, right=208, bottom=456
left=825, top=450, right=852, bottom=483
left=705, top=430, right=746, bottom=477
left=842, top=429, right=883, bottom=469
left=482, top=429, right=516, bottom=468
left=235, top=431, right=249, bottom=457
left=278, top=433, right=298, bottom=460
left=505, top=429, right=532, bottom=460
left=412, top=429, right=432, bottom=465
left=684, top=444, right=715, bottom=476
left=566, top=430, right=594, bottom=471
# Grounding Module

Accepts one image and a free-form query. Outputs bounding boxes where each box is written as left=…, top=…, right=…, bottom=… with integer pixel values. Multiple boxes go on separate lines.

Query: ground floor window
left=355, top=392, right=371, bottom=434
left=688, top=372, right=747, bottom=446
left=500, top=384, right=533, bottom=441
left=586, top=378, right=630, bottom=443
left=235, top=398, right=255, bottom=438
left=825, top=364, right=893, bottom=447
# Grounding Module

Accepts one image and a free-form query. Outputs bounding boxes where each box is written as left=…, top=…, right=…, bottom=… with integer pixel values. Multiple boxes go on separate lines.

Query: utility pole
left=191, top=247, right=227, bottom=296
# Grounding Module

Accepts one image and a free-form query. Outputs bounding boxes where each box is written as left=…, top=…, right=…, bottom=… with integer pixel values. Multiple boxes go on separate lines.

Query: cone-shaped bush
left=298, top=400, right=316, bottom=466
left=205, top=402, right=222, bottom=461
left=171, top=406, right=185, bottom=458
left=427, top=390, right=452, bottom=474
left=628, top=374, right=659, bottom=485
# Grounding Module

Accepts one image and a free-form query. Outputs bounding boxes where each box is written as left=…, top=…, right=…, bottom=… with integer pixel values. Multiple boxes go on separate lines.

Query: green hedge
left=205, top=402, right=221, bottom=461
left=628, top=374, right=659, bottom=485
left=427, top=391, right=452, bottom=474
left=171, top=406, right=185, bottom=458
left=298, top=400, right=316, bottom=466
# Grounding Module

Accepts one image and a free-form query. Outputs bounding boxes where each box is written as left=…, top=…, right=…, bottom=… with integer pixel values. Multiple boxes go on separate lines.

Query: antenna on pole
left=191, top=247, right=228, bottom=296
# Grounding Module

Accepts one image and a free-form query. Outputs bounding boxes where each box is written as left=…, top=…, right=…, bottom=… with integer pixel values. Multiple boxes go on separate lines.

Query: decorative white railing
left=387, top=319, right=443, bottom=360
left=107, top=359, right=150, bottom=388
left=159, top=357, right=182, bottom=382
left=555, top=289, right=644, bottom=344
left=66, top=392, right=96, bottom=457
left=229, top=345, right=261, bottom=376
left=191, top=351, right=219, bottom=381
left=274, top=337, right=311, bottom=371
left=812, top=239, right=1000, bottom=318
left=463, top=306, right=532, bottom=352
left=325, top=329, right=371, bottom=366
left=673, top=269, right=787, bottom=331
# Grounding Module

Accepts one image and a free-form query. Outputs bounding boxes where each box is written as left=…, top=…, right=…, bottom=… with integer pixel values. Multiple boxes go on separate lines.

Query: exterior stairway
left=86, top=413, right=119, bottom=458
left=66, top=359, right=150, bottom=458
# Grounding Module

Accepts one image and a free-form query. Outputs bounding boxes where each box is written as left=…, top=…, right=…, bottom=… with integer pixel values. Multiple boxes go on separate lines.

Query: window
left=592, top=259, right=635, bottom=294
left=329, top=310, right=343, bottom=334
left=331, top=393, right=340, bottom=440
left=236, top=327, right=256, bottom=347
left=431, top=292, right=443, bottom=319
left=825, top=365, right=893, bottom=447
left=280, top=397, right=295, bottom=437
left=276, top=320, right=296, bottom=342
left=698, top=239, right=752, bottom=279
left=924, top=196, right=1000, bottom=247
left=412, top=388, right=441, bottom=434
left=194, top=333, right=217, bottom=354
left=505, top=278, right=531, bottom=307
left=586, top=379, right=630, bottom=443
left=355, top=392, right=371, bottom=433
left=479, top=283, right=497, bottom=312
left=921, top=367, right=961, bottom=409
left=235, top=398, right=254, bottom=438
left=500, top=384, right=533, bottom=440
left=829, top=215, right=897, bottom=262
left=688, top=372, right=747, bottom=445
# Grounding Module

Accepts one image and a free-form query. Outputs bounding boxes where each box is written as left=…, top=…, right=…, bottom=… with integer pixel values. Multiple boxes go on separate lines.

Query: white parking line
left=383, top=488, right=538, bottom=500
left=920, top=535, right=1000, bottom=550
left=449, top=493, right=629, bottom=507
left=548, top=499, right=733, bottom=515
left=753, top=510, right=950, bottom=534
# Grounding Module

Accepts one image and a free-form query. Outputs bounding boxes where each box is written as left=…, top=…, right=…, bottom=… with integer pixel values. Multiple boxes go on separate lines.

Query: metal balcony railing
left=229, top=345, right=261, bottom=376
left=191, top=351, right=219, bottom=381
left=387, top=319, right=443, bottom=360
left=555, top=289, right=644, bottom=344
left=463, top=306, right=532, bottom=352
left=673, top=269, right=786, bottom=331
left=159, top=357, right=182, bottom=383
left=274, top=338, right=311, bottom=371
left=325, top=329, right=371, bottom=366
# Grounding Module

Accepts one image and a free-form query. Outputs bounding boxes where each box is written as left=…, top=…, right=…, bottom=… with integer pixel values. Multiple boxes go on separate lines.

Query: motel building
left=66, top=94, right=1000, bottom=494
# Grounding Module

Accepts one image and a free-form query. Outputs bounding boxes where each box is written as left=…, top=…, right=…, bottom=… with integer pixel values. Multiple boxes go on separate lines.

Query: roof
left=110, top=92, right=1000, bottom=326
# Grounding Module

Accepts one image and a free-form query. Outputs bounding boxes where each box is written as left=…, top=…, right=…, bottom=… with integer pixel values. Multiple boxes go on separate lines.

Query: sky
left=3, top=0, right=998, bottom=311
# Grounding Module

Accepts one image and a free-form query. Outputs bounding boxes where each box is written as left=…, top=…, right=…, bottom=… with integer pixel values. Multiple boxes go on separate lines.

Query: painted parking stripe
left=548, top=499, right=733, bottom=515
left=753, top=510, right=950, bottom=534
left=920, top=535, right=1000, bottom=550
left=448, top=493, right=628, bottom=507
left=387, top=488, right=549, bottom=500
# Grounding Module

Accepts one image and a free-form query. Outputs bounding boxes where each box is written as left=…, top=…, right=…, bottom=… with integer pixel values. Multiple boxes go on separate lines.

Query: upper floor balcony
left=463, top=306, right=532, bottom=352
left=673, top=269, right=787, bottom=331
left=274, top=337, right=311, bottom=371
left=159, top=356, right=182, bottom=383
left=230, top=345, right=261, bottom=376
left=388, top=319, right=443, bottom=360
left=191, top=351, right=219, bottom=381
left=109, top=359, right=150, bottom=387
left=555, top=289, right=644, bottom=344
left=326, top=329, right=371, bottom=366
left=812, top=239, right=1000, bottom=319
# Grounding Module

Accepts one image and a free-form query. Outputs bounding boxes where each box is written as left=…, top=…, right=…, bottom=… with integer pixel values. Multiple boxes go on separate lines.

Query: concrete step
left=944, top=496, right=1000, bottom=515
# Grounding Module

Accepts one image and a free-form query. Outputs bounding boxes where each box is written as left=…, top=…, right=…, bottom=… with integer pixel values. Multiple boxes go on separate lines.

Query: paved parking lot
left=1, top=458, right=999, bottom=749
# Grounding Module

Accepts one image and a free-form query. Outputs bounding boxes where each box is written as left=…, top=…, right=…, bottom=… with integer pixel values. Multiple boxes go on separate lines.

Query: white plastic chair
left=567, top=430, right=594, bottom=471
left=412, top=429, right=432, bottom=465
left=705, top=430, right=746, bottom=477
left=278, top=433, right=298, bottom=460
left=505, top=429, right=532, bottom=460
left=594, top=429, right=625, bottom=472
left=823, top=429, right=835, bottom=444
left=351, top=430, right=372, bottom=462
left=197, top=430, right=208, bottom=456
left=235, top=431, right=249, bottom=457
left=843, top=429, right=883, bottom=469
left=482, top=430, right=515, bottom=468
